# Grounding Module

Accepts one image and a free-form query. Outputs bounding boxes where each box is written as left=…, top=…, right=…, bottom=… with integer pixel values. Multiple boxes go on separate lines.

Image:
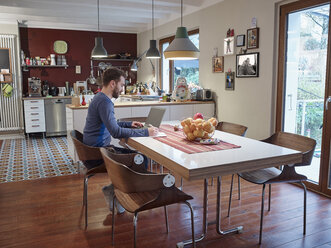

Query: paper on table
left=151, top=132, right=166, bottom=137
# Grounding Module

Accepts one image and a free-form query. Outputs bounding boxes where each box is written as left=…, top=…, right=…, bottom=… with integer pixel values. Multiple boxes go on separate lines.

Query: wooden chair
left=229, top=132, right=316, bottom=244
left=70, top=130, right=107, bottom=229
left=100, top=148, right=196, bottom=248
left=215, top=121, right=248, bottom=214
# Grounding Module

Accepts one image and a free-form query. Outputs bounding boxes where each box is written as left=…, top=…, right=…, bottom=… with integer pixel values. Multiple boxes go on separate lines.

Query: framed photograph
left=225, top=72, right=235, bottom=90
left=247, top=28, right=259, bottom=49
left=236, top=35, right=245, bottom=47
left=224, top=37, right=234, bottom=55
left=212, top=56, right=224, bottom=73
left=236, top=52, right=259, bottom=78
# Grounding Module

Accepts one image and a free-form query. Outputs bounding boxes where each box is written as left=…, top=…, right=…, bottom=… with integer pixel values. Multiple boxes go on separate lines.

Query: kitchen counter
left=22, top=96, right=72, bottom=100
left=66, top=100, right=214, bottom=109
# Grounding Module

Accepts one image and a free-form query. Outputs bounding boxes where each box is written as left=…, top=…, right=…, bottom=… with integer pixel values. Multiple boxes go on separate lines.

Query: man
left=83, top=67, right=158, bottom=213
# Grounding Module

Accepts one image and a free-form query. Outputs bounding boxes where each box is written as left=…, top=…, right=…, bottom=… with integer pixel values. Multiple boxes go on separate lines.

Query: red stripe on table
left=153, top=124, right=241, bottom=154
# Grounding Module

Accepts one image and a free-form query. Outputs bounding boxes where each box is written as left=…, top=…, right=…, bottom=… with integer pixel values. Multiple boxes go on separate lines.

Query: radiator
left=0, top=34, right=23, bottom=132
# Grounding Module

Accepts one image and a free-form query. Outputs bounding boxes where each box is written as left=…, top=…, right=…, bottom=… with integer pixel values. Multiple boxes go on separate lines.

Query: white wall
left=137, top=0, right=294, bottom=139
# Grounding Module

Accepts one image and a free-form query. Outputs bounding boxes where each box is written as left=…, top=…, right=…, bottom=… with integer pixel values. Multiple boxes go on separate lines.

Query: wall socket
left=75, top=65, right=81, bottom=74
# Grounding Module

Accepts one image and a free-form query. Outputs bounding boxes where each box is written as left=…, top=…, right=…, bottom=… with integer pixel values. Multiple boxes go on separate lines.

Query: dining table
left=125, top=121, right=303, bottom=247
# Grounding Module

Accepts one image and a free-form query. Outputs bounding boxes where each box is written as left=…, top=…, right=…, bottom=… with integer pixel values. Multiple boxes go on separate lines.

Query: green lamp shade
left=164, top=27, right=199, bottom=60
left=91, top=37, right=108, bottom=58
left=146, top=40, right=161, bottom=59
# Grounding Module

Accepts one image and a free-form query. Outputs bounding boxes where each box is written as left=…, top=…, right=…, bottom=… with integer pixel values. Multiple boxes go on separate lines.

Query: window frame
left=159, top=28, right=199, bottom=92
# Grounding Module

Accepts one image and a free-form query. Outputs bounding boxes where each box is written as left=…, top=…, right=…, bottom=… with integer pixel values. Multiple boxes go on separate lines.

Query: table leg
left=216, top=176, right=243, bottom=235
left=176, top=178, right=208, bottom=248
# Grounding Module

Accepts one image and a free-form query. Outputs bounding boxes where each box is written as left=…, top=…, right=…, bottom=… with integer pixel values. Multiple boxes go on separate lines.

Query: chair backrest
left=70, top=130, right=103, bottom=161
left=119, top=117, right=147, bottom=122
left=216, top=121, right=248, bottom=136
left=263, top=132, right=316, bottom=167
left=100, top=148, right=156, bottom=193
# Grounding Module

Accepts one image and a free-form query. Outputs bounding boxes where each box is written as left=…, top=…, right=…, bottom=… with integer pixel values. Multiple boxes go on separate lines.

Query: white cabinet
left=24, top=99, right=46, bottom=135
left=194, top=103, right=215, bottom=118
left=170, top=104, right=194, bottom=120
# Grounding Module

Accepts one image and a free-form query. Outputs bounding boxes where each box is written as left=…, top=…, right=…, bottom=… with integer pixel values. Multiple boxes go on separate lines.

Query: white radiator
left=0, top=34, right=23, bottom=132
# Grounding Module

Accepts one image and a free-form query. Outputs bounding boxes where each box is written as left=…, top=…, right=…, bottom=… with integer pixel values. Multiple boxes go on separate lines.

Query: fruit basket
left=181, top=115, right=218, bottom=141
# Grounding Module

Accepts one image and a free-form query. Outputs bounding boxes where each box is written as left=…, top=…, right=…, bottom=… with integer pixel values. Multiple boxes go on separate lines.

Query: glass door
left=278, top=0, right=331, bottom=196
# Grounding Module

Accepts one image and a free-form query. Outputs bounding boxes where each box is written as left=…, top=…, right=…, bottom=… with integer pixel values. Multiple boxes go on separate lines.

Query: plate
left=53, top=40, right=68, bottom=54
left=200, top=138, right=220, bottom=145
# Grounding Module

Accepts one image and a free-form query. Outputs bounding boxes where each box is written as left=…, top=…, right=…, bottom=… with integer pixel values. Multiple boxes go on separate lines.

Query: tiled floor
left=0, top=136, right=77, bottom=183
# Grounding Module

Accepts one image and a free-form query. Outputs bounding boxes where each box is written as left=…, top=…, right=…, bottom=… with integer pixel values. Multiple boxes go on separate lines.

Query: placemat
left=154, top=124, right=241, bottom=154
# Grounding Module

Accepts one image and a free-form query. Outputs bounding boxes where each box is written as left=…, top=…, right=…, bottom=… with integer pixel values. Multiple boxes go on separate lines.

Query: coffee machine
left=28, top=77, right=42, bottom=97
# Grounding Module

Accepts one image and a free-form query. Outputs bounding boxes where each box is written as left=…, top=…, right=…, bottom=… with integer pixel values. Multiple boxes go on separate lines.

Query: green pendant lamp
left=91, top=0, right=108, bottom=58
left=164, top=0, right=199, bottom=60
left=146, top=0, right=161, bottom=59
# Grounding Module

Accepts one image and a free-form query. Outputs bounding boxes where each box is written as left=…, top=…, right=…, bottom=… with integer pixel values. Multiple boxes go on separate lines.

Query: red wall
left=20, top=27, right=137, bottom=95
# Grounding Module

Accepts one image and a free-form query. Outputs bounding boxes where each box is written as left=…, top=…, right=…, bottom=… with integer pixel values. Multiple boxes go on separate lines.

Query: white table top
left=127, top=122, right=303, bottom=181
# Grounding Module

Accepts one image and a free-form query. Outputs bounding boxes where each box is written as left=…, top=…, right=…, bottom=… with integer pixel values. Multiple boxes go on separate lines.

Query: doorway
left=277, top=0, right=331, bottom=196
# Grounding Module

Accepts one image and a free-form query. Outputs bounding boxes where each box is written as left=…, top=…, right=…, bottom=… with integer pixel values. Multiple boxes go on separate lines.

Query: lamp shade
left=130, top=61, right=138, bottom=71
left=146, top=40, right=161, bottom=59
left=164, top=27, right=199, bottom=60
left=91, top=37, right=108, bottom=58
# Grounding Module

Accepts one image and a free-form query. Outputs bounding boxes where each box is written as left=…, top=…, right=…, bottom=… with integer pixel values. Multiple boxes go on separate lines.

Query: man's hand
left=131, top=121, right=144, bottom=128
left=148, top=126, right=159, bottom=136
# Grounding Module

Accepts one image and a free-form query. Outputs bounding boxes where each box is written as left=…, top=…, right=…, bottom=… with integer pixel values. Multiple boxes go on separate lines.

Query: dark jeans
left=84, top=145, right=148, bottom=170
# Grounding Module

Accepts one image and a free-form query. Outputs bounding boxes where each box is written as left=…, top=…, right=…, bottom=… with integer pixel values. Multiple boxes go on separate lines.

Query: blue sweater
left=83, top=92, right=148, bottom=147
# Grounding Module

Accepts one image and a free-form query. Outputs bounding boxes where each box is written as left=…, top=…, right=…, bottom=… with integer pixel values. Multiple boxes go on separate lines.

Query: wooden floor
left=0, top=173, right=330, bottom=248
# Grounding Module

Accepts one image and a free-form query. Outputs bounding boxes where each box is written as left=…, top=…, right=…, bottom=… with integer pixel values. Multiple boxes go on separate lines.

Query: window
left=159, top=29, right=199, bottom=93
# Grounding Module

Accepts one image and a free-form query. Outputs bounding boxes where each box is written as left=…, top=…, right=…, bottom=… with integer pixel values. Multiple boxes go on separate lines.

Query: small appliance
left=28, top=77, right=42, bottom=97
left=196, top=89, right=212, bottom=101
left=42, top=81, right=49, bottom=97
left=58, top=87, right=66, bottom=96
left=49, top=86, right=58, bottom=96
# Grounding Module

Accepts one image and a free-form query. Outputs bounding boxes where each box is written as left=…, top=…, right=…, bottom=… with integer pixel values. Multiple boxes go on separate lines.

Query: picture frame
left=236, top=35, right=245, bottom=47
left=236, top=52, right=259, bottom=78
left=225, top=72, right=235, bottom=90
left=247, top=28, right=259, bottom=49
left=212, top=56, right=224, bottom=73
left=224, top=37, right=234, bottom=55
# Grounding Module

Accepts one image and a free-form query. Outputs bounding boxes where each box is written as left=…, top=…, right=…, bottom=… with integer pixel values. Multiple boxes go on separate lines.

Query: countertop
left=66, top=100, right=214, bottom=109
left=22, top=96, right=72, bottom=100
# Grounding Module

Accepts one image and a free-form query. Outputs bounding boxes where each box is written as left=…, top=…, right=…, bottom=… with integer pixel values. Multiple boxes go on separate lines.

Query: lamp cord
left=97, top=0, right=100, bottom=37
left=152, top=0, right=154, bottom=39
left=181, top=0, right=183, bottom=27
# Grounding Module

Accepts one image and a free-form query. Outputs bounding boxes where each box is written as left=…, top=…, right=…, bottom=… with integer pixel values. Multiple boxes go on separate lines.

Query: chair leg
left=133, top=212, right=139, bottom=248
left=179, top=177, right=183, bottom=190
left=183, top=201, right=196, bottom=248
left=237, top=175, right=241, bottom=200
left=211, top=177, right=214, bottom=186
left=259, top=184, right=266, bottom=244
left=83, top=175, right=88, bottom=229
left=164, top=206, right=169, bottom=233
left=227, top=174, right=235, bottom=217
left=268, top=184, right=271, bottom=211
left=300, top=181, right=307, bottom=235
left=160, top=165, right=164, bottom=173
left=112, top=196, right=116, bottom=245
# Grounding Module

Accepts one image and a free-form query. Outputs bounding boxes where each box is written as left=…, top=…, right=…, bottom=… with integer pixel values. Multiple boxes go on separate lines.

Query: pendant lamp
left=164, top=0, right=199, bottom=60
left=146, top=0, right=161, bottom=59
left=91, top=0, right=108, bottom=58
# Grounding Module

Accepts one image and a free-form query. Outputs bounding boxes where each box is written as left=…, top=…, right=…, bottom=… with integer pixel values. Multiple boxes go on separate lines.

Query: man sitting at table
left=83, top=67, right=158, bottom=213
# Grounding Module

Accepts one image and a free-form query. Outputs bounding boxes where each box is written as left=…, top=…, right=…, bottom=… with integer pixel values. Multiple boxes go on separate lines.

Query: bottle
left=81, top=95, right=86, bottom=106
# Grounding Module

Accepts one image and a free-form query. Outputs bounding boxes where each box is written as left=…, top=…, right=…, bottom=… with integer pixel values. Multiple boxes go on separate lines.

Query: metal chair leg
left=259, top=184, right=266, bottom=244
left=112, top=196, right=116, bottom=245
left=300, top=181, right=307, bottom=235
left=268, top=184, right=271, bottom=211
left=164, top=206, right=169, bottom=233
left=133, top=212, right=139, bottom=248
left=210, top=177, right=214, bottom=186
left=227, top=174, right=235, bottom=217
left=237, top=175, right=241, bottom=200
left=183, top=201, right=196, bottom=248
left=83, top=176, right=88, bottom=229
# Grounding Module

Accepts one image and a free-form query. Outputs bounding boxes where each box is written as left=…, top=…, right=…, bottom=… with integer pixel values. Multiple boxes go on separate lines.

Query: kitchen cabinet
left=23, top=99, right=46, bottom=137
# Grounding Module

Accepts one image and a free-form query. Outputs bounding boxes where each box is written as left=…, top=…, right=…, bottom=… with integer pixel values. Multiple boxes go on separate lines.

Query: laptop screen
left=144, top=107, right=166, bottom=128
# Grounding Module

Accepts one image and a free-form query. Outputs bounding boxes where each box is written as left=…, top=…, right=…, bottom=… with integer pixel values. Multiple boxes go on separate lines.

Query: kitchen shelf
left=22, top=65, right=69, bottom=71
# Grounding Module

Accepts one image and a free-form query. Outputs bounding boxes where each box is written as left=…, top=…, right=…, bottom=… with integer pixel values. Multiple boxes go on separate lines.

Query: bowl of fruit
left=181, top=113, right=218, bottom=141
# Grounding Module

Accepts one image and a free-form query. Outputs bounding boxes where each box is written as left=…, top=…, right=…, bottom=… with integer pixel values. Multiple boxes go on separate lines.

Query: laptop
left=141, top=107, right=166, bottom=128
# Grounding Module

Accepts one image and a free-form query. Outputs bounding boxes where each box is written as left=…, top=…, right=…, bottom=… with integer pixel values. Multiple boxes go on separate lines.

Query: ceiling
left=0, top=0, right=224, bottom=33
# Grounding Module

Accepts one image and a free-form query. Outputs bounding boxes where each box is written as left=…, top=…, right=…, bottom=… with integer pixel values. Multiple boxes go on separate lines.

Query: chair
left=215, top=121, right=248, bottom=212
left=70, top=130, right=107, bottom=229
left=100, top=148, right=196, bottom=248
left=228, top=132, right=316, bottom=244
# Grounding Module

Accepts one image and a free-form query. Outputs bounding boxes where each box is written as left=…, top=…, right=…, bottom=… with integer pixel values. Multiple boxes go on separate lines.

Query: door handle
left=326, top=96, right=331, bottom=110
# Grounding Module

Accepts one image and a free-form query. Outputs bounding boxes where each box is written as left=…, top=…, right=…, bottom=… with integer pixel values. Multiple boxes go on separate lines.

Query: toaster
left=196, top=89, right=212, bottom=101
